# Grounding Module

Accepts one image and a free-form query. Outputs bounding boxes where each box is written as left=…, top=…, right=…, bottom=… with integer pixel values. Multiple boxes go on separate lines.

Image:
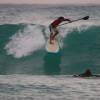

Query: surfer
left=74, top=69, right=100, bottom=77
left=49, top=16, right=71, bottom=44
left=78, top=69, right=93, bottom=77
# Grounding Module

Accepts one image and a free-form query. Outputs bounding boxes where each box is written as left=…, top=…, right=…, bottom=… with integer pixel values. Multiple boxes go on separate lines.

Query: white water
left=5, top=25, right=45, bottom=58
left=0, top=75, right=100, bottom=100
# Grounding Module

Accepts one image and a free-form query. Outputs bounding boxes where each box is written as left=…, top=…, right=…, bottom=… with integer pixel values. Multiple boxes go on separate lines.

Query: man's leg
left=49, top=25, right=55, bottom=44
left=51, top=28, right=59, bottom=40
left=50, top=31, right=59, bottom=44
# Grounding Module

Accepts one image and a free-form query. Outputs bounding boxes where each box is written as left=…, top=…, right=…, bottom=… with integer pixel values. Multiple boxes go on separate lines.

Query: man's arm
left=64, top=18, right=71, bottom=22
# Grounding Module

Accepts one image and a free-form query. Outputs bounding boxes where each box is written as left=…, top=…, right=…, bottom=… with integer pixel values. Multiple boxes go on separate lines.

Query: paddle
left=59, top=16, right=89, bottom=26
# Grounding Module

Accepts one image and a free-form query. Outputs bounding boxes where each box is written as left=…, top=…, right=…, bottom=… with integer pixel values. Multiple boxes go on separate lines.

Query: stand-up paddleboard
left=45, top=38, right=60, bottom=53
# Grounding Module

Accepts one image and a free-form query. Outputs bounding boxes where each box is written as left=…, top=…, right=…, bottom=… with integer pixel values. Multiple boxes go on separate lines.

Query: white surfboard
left=45, top=39, right=60, bottom=53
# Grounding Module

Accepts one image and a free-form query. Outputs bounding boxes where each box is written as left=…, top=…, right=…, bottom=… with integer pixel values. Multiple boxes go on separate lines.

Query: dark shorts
left=49, top=25, right=58, bottom=35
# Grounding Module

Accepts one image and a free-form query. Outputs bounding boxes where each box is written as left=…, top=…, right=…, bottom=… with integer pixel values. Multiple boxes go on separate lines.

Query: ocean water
left=0, top=75, right=100, bottom=100
left=0, top=4, right=100, bottom=75
left=0, top=4, right=100, bottom=100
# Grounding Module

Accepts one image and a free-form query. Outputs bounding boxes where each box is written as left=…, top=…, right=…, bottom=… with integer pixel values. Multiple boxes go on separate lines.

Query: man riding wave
left=49, top=16, right=71, bottom=44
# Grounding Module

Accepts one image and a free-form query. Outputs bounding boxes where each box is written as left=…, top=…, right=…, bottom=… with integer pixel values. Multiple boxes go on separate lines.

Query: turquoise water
left=0, top=5, right=100, bottom=75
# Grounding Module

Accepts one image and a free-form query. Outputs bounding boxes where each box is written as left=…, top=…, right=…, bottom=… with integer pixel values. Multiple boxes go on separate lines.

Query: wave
left=0, top=22, right=99, bottom=58
left=0, top=23, right=100, bottom=74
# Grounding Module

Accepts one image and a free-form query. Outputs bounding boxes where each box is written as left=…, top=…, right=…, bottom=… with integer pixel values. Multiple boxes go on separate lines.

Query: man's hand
left=65, top=19, right=72, bottom=22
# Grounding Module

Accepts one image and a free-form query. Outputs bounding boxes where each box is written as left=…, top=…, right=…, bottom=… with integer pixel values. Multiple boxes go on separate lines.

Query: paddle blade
left=83, top=16, right=89, bottom=20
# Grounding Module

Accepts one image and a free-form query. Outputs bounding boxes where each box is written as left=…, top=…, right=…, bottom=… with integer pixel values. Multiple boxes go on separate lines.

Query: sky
left=0, top=0, right=100, bottom=5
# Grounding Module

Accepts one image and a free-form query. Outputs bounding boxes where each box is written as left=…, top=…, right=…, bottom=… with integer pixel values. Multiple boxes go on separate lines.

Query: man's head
left=58, top=16, right=65, bottom=20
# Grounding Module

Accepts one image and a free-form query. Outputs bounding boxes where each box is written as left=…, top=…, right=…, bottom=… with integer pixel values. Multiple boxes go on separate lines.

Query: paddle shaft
left=59, top=16, right=89, bottom=26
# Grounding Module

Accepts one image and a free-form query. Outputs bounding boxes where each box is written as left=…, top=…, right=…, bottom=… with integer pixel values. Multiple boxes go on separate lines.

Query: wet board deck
left=45, top=39, right=59, bottom=53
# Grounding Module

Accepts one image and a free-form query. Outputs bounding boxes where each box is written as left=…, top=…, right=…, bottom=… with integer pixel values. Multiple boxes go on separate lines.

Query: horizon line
left=0, top=3, right=100, bottom=5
